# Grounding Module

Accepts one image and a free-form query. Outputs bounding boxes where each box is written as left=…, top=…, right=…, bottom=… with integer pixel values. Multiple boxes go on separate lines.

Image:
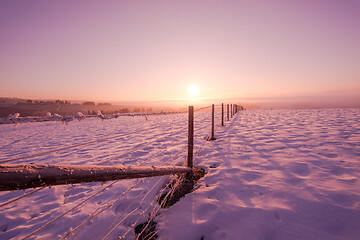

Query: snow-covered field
left=1, top=108, right=360, bottom=239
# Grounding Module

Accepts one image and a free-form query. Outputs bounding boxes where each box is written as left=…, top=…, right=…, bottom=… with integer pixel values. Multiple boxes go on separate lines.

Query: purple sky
left=0, top=0, right=359, bottom=102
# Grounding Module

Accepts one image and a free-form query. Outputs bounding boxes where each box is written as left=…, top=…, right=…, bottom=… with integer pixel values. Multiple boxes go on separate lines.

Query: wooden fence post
left=208, top=104, right=216, bottom=140
left=231, top=104, right=233, bottom=118
left=187, top=106, right=194, bottom=168
left=221, top=103, right=224, bottom=126
left=227, top=104, right=229, bottom=121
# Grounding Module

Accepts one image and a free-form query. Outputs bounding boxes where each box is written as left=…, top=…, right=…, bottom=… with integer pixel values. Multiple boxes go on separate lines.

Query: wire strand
left=22, top=180, right=118, bottom=239
left=0, top=187, right=46, bottom=208
left=0, top=118, right=185, bottom=164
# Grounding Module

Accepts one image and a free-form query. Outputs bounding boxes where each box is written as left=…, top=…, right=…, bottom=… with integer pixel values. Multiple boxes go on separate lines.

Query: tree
left=82, top=101, right=95, bottom=105
left=98, top=102, right=112, bottom=106
left=119, top=108, right=130, bottom=113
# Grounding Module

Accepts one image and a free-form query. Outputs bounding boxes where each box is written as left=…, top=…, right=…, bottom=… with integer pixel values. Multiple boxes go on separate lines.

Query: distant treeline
left=0, top=97, right=158, bottom=117
left=0, top=98, right=115, bottom=107
left=21, top=100, right=114, bottom=107
left=82, top=101, right=112, bottom=106
left=22, top=99, right=72, bottom=105
left=0, top=97, right=191, bottom=118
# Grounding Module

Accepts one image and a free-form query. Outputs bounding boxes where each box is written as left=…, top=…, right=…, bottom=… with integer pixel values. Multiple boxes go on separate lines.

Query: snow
left=75, top=112, right=84, bottom=120
left=159, top=108, right=360, bottom=240
left=8, top=113, right=20, bottom=120
left=0, top=108, right=360, bottom=239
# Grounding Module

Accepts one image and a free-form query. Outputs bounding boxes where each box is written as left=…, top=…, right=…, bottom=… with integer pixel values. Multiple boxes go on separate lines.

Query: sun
left=188, top=85, right=199, bottom=98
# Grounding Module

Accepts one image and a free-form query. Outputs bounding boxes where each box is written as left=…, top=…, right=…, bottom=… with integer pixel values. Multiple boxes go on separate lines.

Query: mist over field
left=112, top=93, right=360, bottom=110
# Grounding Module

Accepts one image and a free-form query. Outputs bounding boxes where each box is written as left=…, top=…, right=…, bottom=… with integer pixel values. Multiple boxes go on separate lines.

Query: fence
left=0, top=103, right=243, bottom=239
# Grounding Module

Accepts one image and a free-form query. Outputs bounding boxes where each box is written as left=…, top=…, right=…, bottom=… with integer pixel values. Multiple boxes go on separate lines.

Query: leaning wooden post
left=227, top=104, right=229, bottom=121
left=231, top=104, right=233, bottom=118
left=221, top=103, right=224, bottom=126
left=187, top=106, right=194, bottom=168
left=208, top=104, right=216, bottom=140
left=0, top=165, right=193, bottom=191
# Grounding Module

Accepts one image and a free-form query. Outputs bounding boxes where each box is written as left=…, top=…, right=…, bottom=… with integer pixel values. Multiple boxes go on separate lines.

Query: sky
left=0, top=0, right=359, bottom=103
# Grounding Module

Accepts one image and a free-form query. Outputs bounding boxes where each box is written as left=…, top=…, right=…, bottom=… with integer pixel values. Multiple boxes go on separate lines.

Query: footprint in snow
left=273, top=212, right=281, bottom=222
left=209, top=163, right=220, bottom=168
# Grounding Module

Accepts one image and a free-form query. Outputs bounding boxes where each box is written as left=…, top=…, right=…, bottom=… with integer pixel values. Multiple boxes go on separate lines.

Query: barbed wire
left=194, top=105, right=212, bottom=112
left=22, top=180, right=119, bottom=239
left=0, top=124, right=57, bottom=150
left=0, top=186, right=46, bottom=208
left=65, top=142, right=187, bottom=239
left=98, top=144, right=188, bottom=239
left=63, top=135, right=187, bottom=239
left=142, top=230, right=159, bottom=240
left=97, top=138, right=188, bottom=239
left=61, top=178, right=145, bottom=239
left=95, top=127, right=187, bottom=166
left=119, top=177, right=176, bottom=240
left=133, top=158, right=191, bottom=240
left=194, top=107, right=239, bottom=167
left=0, top=116, right=187, bottom=164
left=100, top=175, right=167, bottom=240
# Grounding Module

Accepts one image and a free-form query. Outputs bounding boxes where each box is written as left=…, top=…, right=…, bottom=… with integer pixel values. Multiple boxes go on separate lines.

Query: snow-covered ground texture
left=1, top=108, right=360, bottom=240
left=159, top=108, right=360, bottom=240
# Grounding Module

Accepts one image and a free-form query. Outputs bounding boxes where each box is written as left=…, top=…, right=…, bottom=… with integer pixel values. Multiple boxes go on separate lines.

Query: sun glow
left=188, top=85, right=199, bottom=98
